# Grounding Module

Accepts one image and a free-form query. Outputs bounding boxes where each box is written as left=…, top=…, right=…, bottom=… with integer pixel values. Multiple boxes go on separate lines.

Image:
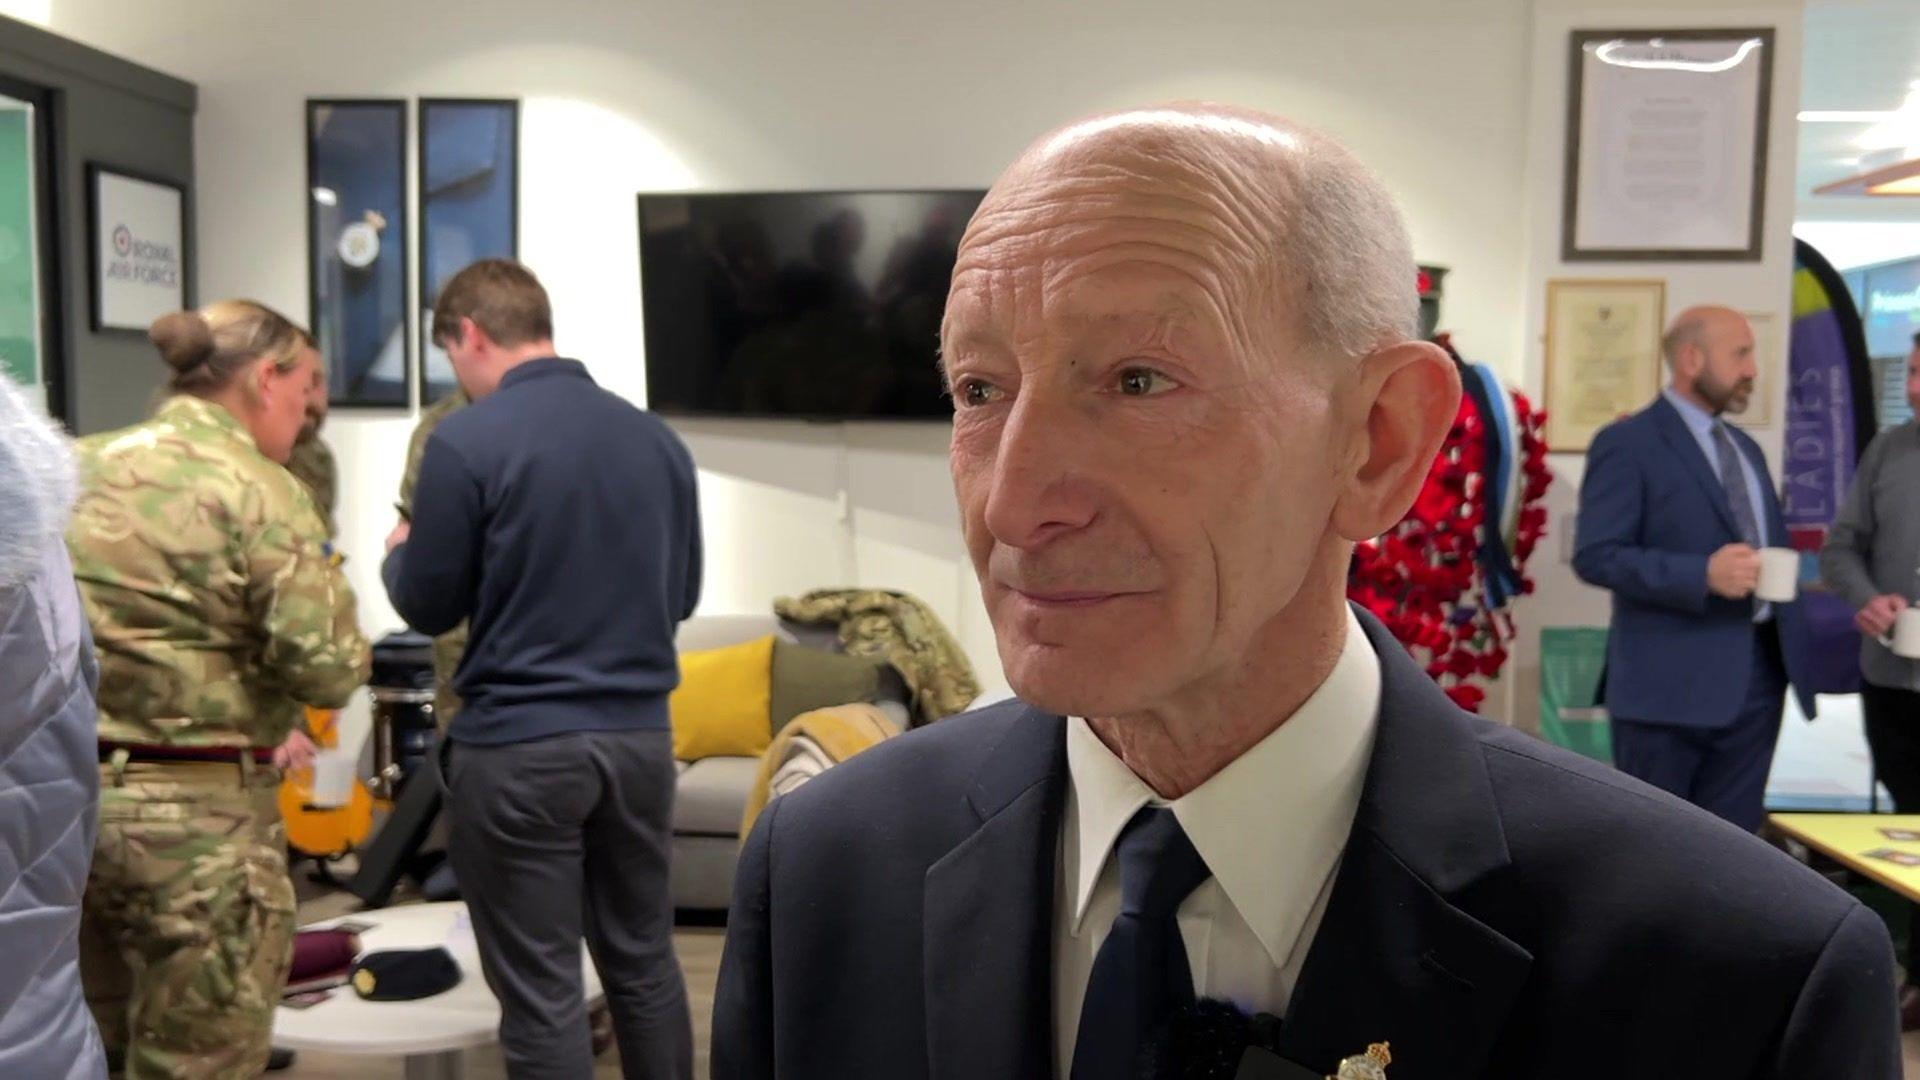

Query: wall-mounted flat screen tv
left=638, top=189, right=984, bottom=420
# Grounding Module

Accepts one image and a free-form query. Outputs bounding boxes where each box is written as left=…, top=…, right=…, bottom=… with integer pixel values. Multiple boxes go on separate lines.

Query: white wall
left=32, top=0, right=1547, bottom=705
left=1792, top=220, right=1920, bottom=270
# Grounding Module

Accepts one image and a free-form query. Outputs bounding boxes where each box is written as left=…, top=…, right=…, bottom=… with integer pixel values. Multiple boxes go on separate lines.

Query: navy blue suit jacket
left=712, top=609, right=1895, bottom=1080
left=1573, top=396, right=1817, bottom=726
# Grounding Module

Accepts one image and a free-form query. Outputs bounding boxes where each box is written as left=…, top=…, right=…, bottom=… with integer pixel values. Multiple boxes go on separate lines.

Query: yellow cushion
left=670, top=635, right=776, bottom=761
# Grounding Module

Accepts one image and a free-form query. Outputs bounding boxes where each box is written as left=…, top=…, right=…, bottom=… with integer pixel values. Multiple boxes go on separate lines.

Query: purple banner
left=1781, top=311, right=1857, bottom=534
left=1782, top=242, right=1876, bottom=695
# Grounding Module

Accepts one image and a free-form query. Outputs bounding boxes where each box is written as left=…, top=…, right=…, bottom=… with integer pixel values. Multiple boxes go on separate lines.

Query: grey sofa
left=669, top=614, right=913, bottom=910
left=670, top=614, right=782, bottom=911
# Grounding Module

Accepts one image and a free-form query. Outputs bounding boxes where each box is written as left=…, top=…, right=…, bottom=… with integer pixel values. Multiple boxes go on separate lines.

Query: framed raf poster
left=88, top=164, right=188, bottom=332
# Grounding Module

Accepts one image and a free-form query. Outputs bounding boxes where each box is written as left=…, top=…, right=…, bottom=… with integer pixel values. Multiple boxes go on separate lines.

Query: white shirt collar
left=1064, top=605, right=1381, bottom=968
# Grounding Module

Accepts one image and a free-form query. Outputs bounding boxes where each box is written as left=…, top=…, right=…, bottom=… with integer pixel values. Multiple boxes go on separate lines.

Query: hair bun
left=149, top=310, right=215, bottom=373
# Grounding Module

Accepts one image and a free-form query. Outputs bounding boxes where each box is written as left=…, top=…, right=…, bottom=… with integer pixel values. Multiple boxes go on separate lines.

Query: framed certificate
left=1563, top=28, right=1774, bottom=261
left=1543, top=279, right=1667, bottom=452
left=1727, top=310, right=1778, bottom=429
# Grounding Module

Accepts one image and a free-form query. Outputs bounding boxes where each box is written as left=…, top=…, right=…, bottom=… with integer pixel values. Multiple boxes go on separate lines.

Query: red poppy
left=1343, top=369, right=1551, bottom=715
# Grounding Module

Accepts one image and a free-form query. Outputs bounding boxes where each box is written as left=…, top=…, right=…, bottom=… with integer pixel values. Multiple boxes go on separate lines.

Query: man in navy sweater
left=384, top=259, right=702, bottom=1080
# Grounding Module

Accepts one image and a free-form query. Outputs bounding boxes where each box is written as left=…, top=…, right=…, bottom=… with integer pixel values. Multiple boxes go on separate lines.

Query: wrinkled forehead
left=946, top=137, right=1294, bottom=345
left=966, top=116, right=1293, bottom=254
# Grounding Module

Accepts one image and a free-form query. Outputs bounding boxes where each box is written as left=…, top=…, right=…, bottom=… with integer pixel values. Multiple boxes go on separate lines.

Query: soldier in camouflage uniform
left=68, top=301, right=371, bottom=1080
left=283, top=352, right=337, bottom=538
left=399, top=388, right=469, bottom=729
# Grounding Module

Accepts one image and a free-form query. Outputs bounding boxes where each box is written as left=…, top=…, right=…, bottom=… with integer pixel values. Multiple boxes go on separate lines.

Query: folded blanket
left=741, top=703, right=898, bottom=838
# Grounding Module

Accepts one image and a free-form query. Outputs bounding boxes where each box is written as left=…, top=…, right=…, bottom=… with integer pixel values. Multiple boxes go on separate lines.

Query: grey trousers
left=445, top=728, right=692, bottom=1080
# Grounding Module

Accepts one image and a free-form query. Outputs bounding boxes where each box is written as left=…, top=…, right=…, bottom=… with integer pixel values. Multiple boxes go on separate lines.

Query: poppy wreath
left=1347, top=356, right=1551, bottom=713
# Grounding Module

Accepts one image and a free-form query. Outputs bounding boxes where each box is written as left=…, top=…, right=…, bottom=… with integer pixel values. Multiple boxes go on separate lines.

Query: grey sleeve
left=1820, top=435, right=1884, bottom=610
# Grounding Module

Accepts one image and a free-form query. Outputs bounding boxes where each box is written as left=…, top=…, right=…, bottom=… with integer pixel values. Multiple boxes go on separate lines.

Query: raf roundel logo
left=112, top=225, right=133, bottom=257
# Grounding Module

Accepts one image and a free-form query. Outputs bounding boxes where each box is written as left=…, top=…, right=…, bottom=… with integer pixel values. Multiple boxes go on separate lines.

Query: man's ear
left=1330, top=340, right=1461, bottom=542
left=459, top=317, right=486, bottom=356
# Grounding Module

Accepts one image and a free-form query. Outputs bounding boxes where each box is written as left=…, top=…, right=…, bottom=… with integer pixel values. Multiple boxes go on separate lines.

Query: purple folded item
left=286, top=928, right=360, bottom=995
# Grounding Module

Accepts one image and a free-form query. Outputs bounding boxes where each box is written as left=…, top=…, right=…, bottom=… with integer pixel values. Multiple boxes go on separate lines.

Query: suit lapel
left=1650, top=396, right=1741, bottom=538
left=921, top=615, right=1536, bottom=1079
left=924, top=710, right=1066, bottom=1080
left=1277, top=611, right=1534, bottom=1078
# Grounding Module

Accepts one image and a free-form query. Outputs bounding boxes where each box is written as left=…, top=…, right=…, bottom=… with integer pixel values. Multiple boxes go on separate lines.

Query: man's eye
left=956, top=379, right=1006, bottom=408
left=1116, top=367, right=1179, bottom=397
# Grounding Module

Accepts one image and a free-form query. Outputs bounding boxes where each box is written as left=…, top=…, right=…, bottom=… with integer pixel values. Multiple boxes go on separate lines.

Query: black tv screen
left=639, top=190, right=984, bottom=420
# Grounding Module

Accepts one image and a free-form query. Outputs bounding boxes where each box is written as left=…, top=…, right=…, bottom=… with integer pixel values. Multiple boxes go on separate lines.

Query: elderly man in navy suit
left=712, top=107, right=1898, bottom=1080
left=1574, top=307, right=1815, bottom=833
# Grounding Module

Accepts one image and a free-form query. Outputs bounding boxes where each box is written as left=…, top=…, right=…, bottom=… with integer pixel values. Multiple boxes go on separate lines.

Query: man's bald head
left=1664, top=305, right=1757, bottom=416
left=950, top=103, right=1419, bottom=364
left=941, top=102, right=1459, bottom=721
left=1662, top=306, right=1748, bottom=370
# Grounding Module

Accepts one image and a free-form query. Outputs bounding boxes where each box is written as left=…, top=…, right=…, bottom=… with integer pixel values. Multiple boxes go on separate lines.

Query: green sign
left=1540, top=627, right=1611, bottom=763
left=0, top=105, right=41, bottom=387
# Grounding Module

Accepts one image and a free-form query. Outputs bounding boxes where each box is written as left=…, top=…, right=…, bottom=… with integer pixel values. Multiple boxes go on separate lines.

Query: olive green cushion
left=769, top=639, right=886, bottom=733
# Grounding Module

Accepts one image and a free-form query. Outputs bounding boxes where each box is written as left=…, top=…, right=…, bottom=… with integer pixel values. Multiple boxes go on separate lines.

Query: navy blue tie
left=1070, top=807, right=1214, bottom=1080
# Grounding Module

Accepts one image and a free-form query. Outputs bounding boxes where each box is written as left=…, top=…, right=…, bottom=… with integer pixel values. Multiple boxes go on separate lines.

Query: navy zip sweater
left=383, top=358, right=702, bottom=744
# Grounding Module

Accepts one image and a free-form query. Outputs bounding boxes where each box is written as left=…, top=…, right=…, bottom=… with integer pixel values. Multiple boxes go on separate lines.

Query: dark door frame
left=0, top=72, right=69, bottom=426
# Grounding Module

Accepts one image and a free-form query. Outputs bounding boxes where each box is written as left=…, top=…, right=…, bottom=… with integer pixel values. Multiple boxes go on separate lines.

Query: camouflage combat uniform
left=400, top=390, right=469, bottom=729
left=774, top=588, right=980, bottom=723
left=67, top=394, right=371, bottom=1080
left=283, top=427, right=337, bottom=539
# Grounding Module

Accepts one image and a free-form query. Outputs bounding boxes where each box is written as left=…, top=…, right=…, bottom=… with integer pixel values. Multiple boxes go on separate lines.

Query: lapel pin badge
left=1329, top=1042, right=1391, bottom=1080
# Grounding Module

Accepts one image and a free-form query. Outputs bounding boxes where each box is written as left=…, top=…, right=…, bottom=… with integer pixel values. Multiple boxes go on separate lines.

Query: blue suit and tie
left=1574, top=391, right=1816, bottom=830
left=712, top=609, right=1895, bottom=1079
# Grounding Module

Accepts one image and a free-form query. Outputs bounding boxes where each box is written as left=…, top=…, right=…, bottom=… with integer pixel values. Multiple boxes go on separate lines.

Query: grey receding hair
left=1278, top=128, right=1422, bottom=361
left=1662, top=319, right=1706, bottom=369
left=1660, top=307, right=1746, bottom=370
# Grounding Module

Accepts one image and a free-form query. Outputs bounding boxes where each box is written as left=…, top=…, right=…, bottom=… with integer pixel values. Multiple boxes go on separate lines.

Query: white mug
left=1883, top=608, right=1920, bottom=660
left=1756, top=547, right=1800, bottom=603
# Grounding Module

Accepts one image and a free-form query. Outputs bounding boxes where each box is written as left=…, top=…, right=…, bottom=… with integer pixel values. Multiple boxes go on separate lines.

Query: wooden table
left=1771, top=813, right=1920, bottom=902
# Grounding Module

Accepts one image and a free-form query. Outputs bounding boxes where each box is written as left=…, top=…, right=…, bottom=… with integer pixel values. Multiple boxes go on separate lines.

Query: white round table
left=273, top=901, right=604, bottom=1080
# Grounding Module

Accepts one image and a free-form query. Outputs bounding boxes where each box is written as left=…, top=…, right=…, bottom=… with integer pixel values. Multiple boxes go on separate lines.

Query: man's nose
left=981, top=394, right=1098, bottom=551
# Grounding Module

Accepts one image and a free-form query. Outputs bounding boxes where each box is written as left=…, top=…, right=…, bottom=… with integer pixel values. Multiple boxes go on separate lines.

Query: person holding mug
left=1823, top=333, right=1920, bottom=811
left=1822, top=332, right=1920, bottom=1030
left=1575, top=306, right=1819, bottom=832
